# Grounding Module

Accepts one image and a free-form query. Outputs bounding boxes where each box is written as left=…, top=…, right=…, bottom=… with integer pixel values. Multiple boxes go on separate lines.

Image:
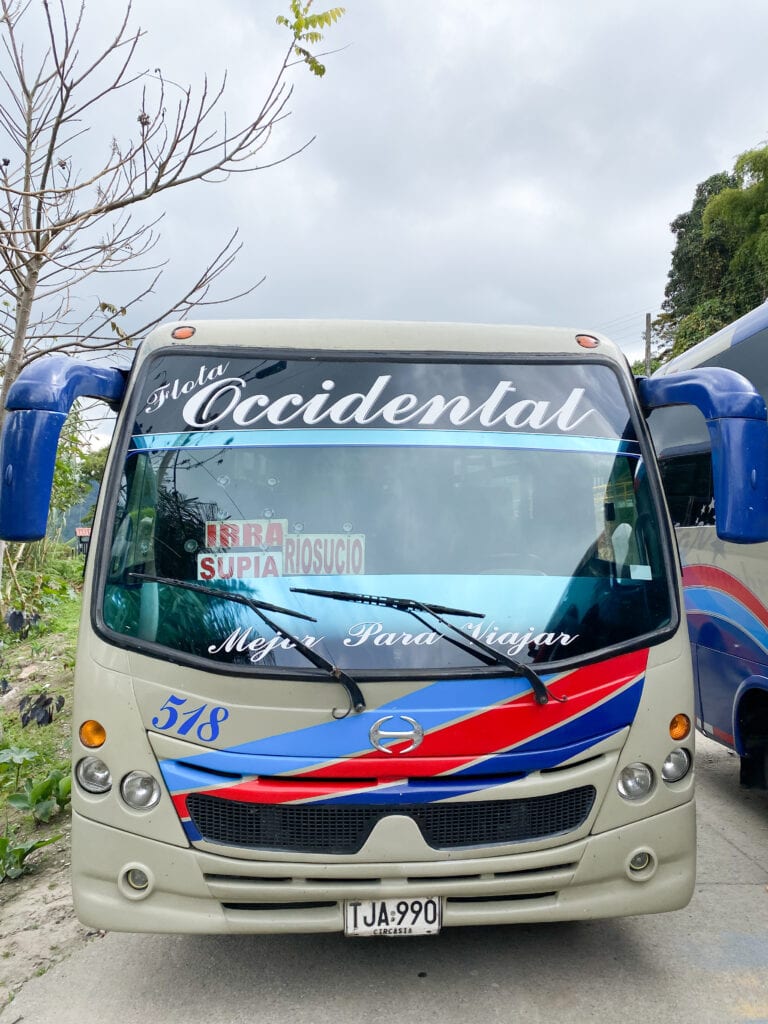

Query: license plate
left=344, top=897, right=441, bottom=937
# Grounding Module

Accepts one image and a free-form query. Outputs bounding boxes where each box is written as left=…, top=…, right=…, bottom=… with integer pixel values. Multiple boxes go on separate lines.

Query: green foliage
left=44, top=589, right=82, bottom=640
left=0, top=746, right=38, bottom=785
left=661, top=172, right=737, bottom=328
left=657, top=145, right=768, bottom=364
left=0, top=712, right=71, bottom=881
left=0, top=747, right=55, bottom=880
left=80, top=446, right=109, bottom=488
left=8, top=769, right=71, bottom=824
left=671, top=297, right=737, bottom=357
left=3, top=550, right=83, bottom=622
left=0, top=832, right=60, bottom=882
left=0, top=583, right=79, bottom=882
left=277, top=0, right=345, bottom=77
left=701, top=147, right=768, bottom=315
left=630, top=355, right=665, bottom=377
left=98, top=300, right=129, bottom=342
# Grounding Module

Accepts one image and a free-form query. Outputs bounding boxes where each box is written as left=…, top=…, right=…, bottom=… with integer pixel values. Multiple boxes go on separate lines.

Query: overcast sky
left=57, top=1, right=768, bottom=361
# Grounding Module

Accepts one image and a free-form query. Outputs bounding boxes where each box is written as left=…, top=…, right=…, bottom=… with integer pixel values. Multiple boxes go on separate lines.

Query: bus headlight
left=75, top=756, right=112, bottom=794
left=617, top=762, right=654, bottom=800
left=661, top=747, right=692, bottom=783
left=120, top=771, right=161, bottom=809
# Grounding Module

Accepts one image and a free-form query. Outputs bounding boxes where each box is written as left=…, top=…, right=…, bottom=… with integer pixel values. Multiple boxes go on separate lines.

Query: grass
left=0, top=586, right=81, bottom=874
left=1, top=625, right=76, bottom=769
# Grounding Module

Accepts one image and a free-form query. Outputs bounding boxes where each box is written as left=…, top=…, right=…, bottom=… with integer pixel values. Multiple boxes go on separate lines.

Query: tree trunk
left=0, top=259, right=42, bottom=432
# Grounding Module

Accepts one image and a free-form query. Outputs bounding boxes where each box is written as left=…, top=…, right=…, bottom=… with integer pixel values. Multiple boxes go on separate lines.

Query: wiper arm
left=290, top=586, right=560, bottom=705
left=130, top=573, right=315, bottom=620
left=128, top=573, right=366, bottom=715
left=291, top=588, right=485, bottom=619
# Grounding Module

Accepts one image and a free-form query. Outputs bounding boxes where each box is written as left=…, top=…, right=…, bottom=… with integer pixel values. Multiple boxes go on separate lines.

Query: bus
left=1, top=319, right=767, bottom=935
left=650, top=302, right=768, bottom=789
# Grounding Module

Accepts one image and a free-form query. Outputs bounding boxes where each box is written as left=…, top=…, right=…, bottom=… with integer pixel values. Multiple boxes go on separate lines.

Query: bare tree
left=0, top=0, right=345, bottom=419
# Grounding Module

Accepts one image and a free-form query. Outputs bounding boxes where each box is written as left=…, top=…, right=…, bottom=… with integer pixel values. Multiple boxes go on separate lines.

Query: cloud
left=51, top=0, right=768, bottom=356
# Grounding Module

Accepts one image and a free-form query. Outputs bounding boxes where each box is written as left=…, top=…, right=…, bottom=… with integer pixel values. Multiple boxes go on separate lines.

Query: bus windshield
left=99, top=354, right=673, bottom=674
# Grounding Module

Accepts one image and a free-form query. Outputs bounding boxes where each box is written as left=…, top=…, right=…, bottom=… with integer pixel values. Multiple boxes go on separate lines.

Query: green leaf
left=32, top=797, right=57, bottom=823
left=0, top=747, right=37, bottom=766
left=278, top=1, right=344, bottom=76
left=57, top=776, right=72, bottom=805
left=29, top=776, right=56, bottom=804
left=0, top=833, right=60, bottom=882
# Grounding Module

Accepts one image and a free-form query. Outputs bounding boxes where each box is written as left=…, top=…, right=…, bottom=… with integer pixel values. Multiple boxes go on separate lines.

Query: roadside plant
left=0, top=747, right=68, bottom=881
left=0, top=831, right=60, bottom=882
left=19, top=692, right=65, bottom=728
left=8, top=768, right=71, bottom=823
left=0, top=745, right=38, bottom=795
left=0, top=586, right=80, bottom=883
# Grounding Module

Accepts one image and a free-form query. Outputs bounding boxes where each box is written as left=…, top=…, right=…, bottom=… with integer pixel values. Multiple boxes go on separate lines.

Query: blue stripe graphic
left=493, top=678, right=643, bottom=757
left=315, top=777, right=513, bottom=806
left=686, top=613, right=768, bottom=665
left=181, top=819, right=202, bottom=841
left=684, top=587, right=768, bottom=656
left=131, top=428, right=638, bottom=456
left=280, top=683, right=643, bottom=805
left=158, top=673, right=539, bottom=792
left=159, top=668, right=644, bottom=797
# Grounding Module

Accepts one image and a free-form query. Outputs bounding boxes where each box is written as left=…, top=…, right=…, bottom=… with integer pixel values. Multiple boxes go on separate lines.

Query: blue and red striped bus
left=651, top=302, right=768, bottom=788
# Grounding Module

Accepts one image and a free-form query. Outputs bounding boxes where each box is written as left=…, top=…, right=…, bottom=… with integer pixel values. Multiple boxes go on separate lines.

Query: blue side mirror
left=639, top=369, right=768, bottom=544
left=0, top=356, right=126, bottom=541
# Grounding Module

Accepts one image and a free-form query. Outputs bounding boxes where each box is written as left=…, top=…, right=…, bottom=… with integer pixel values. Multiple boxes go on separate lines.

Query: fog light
left=625, top=847, right=657, bottom=881
left=629, top=850, right=651, bottom=872
left=617, top=762, right=653, bottom=800
left=662, top=747, right=692, bottom=783
left=118, top=863, right=155, bottom=901
left=126, top=867, right=149, bottom=891
left=120, top=771, right=161, bottom=809
left=75, top=756, right=112, bottom=794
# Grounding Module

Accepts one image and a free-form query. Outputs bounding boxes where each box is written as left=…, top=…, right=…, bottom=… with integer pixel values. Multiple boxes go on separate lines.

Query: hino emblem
left=369, top=715, right=424, bottom=754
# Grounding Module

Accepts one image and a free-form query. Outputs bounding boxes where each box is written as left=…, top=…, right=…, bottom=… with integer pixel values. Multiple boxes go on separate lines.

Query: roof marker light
left=576, top=334, right=600, bottom=349
left=171, top=325, right=196, bottom=340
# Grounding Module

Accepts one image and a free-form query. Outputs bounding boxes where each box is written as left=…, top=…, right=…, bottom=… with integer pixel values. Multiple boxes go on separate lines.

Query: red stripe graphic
left=683, top=564, right=768, bottom=630
left=712, top=724, right=735, bottom=745
left=172, top=648, right=647, bottom=815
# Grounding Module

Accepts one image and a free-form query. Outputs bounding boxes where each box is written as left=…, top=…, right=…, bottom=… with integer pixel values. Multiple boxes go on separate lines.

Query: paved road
left=5, top=736, right=768, bottom=1024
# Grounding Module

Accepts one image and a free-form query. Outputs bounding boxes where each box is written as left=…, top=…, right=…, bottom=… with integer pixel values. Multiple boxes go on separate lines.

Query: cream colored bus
left=2, top=319, right=766, bottom=935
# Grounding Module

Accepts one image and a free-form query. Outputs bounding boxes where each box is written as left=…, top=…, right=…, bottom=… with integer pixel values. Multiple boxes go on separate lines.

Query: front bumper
left=72, top=799, right=695, bottom=933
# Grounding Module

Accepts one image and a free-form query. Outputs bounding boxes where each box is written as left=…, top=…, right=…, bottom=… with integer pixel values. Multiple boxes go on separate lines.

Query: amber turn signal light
left=669, top=713, right=691, bottom=741
left=79, top=719, right=107, bottom=748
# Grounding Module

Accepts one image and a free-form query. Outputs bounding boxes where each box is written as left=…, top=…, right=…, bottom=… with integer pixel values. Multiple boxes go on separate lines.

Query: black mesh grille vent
left=186, top=786, right=596, bottom=855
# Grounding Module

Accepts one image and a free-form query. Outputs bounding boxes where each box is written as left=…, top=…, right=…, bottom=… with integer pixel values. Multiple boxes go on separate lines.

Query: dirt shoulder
left=1, top=613, right=101, bottom=1010
left=0, top=827, right=99, bottom=1010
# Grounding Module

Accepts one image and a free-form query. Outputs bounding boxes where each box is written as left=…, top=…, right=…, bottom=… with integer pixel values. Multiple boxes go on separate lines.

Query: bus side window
left=658, top=451, right=715, bottom=528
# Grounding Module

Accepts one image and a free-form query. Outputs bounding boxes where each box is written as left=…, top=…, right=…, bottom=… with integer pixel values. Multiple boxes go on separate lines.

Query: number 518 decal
left=152, top=695, right=229, bottom=742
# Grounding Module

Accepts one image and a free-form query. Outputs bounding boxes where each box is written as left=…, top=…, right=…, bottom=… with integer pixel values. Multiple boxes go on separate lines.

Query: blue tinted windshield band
left=130, top=429, right=640, bottom=456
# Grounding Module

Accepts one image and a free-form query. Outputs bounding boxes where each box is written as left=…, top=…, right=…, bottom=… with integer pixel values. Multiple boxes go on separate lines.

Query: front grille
left=186, top=786, right=596, bottom=855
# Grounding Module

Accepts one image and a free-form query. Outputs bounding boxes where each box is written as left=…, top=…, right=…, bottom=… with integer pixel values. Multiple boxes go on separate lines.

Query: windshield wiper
left=128, top=573, right=366, bottom=715
left=290, top=586, right=559, bottom=705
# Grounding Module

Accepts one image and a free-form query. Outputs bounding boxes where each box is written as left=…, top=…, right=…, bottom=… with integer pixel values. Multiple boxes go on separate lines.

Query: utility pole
left=644, top=313, right=652, bottom=376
